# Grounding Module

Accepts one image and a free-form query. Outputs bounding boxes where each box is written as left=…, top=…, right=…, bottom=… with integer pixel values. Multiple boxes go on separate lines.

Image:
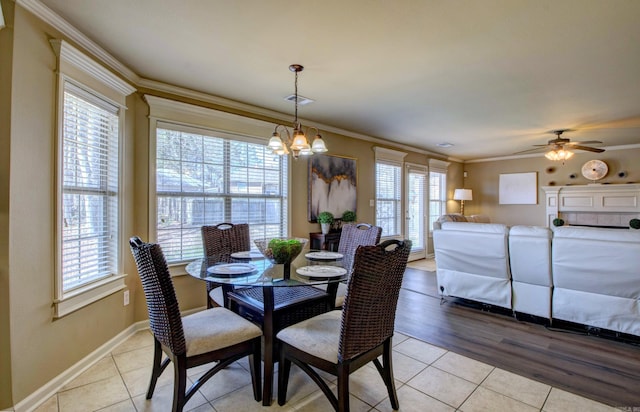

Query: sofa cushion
left=434, top=222, right=511, bottom=308
left=509, top=225, right=553, bottom=319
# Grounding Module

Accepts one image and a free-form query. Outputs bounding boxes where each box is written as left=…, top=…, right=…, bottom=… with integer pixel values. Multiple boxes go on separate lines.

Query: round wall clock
left=581, top=160, right=608, bottom=181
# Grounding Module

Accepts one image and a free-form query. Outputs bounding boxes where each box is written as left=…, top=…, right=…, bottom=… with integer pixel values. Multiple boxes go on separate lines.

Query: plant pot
left=321, top=223, right=331, bottom=234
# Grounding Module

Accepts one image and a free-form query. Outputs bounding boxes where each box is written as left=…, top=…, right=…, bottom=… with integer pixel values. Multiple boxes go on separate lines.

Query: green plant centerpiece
left=341, top=210, right=356, bottom=223
left=254, top=237, right=307, bottom=279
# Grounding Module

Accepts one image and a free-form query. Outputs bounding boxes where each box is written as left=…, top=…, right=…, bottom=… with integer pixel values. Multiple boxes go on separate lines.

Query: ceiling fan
left=515, top=129, right=605, bottom=159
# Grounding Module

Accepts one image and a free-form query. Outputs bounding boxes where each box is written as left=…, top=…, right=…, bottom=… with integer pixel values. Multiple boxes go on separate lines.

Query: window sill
left=54, top=274, right=126, bottom=318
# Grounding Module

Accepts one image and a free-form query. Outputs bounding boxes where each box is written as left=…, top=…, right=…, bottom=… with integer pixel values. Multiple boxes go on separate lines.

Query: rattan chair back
left=339, top=239, right=411, bottom=361
left=129, top=237, right=186, bottom=355
left=201, top=223, right=250, bottom=259
left=337, top=223, right=382, bottom=272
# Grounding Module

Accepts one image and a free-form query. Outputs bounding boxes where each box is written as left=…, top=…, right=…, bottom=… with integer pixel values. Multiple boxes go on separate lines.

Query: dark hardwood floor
left=395, top=267, right=640, bottom=408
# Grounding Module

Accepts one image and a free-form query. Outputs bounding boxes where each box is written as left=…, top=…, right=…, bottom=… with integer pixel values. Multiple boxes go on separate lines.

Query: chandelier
left=544, top=147, right=574, bottom=161
left=267, top=64, right=328, bottom=159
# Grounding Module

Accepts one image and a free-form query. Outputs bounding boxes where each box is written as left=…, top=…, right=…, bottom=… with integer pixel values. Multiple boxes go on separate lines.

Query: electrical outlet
left=369, top=199, right=375, bottom=207
left=123, top=290, right=130, bottom=306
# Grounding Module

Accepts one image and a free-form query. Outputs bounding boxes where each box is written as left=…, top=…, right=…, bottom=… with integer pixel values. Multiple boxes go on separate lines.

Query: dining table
left=185, top=249, right=348, bottom=405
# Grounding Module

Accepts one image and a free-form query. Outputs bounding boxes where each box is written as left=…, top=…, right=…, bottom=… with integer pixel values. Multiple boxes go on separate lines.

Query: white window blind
left=428, top=159, right=449, bottom=233
left=428, top=171, right=447, bottom=232
left=156, top=125, right=289, bottom=263
left=375, top=162, right=402, bottom=237
left=374, top=147, right=406, bottom=237
left=61, top=82, right=120, bottom=291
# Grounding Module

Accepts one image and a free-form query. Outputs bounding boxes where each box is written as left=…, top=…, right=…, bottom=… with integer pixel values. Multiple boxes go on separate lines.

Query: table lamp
left=453, top=189, right=473, bottom=215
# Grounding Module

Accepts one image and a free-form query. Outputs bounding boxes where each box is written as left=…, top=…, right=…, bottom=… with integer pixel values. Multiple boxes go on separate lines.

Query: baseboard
left=12, top=305, right=207, bottom=412
left=12, top=321, right=146, bottom=412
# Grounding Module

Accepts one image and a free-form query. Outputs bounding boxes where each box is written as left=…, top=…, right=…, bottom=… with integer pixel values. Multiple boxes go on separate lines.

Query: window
left=428, top=159, right=450, bottom=233
left=376, top=163, right=402, bottom=236
left=374, top=147, right=407, bottom=238
left=52, top=40, right=134, bottom=317
left=61, top=84, right=120, bottom=291
left=155, top=124, right=289, bottom=263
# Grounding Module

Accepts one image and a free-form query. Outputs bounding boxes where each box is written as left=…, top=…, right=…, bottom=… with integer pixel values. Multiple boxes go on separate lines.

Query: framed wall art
left=499, top=172, right=538, bottom=204
left=308, top=154, right=357, bottom=222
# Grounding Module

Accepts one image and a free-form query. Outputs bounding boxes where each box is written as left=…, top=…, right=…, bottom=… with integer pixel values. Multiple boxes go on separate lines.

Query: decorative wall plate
left=581, top=160, right=608, bottom=181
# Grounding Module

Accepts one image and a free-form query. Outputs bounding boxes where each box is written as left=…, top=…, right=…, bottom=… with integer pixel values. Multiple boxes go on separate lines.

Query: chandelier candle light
left=268, top=64, right=328, bottom=159
left=453, top=188, right=473, bottom=215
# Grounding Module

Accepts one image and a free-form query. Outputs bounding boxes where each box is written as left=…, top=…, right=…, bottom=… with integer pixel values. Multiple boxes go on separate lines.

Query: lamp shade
left=453, top=189, right=473, bottom=201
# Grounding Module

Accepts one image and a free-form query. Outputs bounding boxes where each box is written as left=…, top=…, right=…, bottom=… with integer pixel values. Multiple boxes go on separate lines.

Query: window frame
left=146, top=96, right=290, bottom=267
left=373, top=147, right=408, bottom=239
left=52, top=40, right=134, bottom=318
left=428, top=159, right=450, bottom=236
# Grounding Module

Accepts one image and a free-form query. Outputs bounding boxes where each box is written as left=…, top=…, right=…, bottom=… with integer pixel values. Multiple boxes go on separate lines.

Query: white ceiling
left=36, top=0, right=640, bottom=160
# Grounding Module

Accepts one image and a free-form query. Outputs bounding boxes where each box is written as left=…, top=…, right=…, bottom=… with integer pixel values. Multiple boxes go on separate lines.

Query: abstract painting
left=308, top=154, right=357, bottom=222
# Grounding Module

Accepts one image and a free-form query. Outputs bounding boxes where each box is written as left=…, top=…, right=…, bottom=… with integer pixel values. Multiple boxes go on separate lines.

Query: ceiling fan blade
left=513, top=147, right=547, bottom=155
left=571, top=145, right=605, bottom=153
left=565, top=140, right=603, bottom=146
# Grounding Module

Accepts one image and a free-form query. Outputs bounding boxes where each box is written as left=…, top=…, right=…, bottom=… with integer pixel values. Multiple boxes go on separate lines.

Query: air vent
left=284, top=94, right=314, bottom=105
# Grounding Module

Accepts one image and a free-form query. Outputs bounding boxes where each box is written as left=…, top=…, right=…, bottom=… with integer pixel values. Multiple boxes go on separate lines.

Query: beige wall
left=1, top=0, right=14, bottom=407
left=463, top=148, right=640, bottom=226
left=6, top=7, right=139, bottom=404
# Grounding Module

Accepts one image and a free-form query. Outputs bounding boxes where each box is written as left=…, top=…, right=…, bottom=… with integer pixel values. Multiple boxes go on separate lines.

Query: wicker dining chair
left=277, top=239, right=411, bottom=412
left=201, top=223, right=251, bottom=308
left=330, top=223, right=382, bottom=307
left=129, top=237, right=262, bottom=412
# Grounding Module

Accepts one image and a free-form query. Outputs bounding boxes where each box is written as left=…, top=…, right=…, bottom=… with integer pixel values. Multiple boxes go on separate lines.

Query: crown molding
left=50, top=39, right=136, bottom=96
left=17, top=0, right=140, bottom=84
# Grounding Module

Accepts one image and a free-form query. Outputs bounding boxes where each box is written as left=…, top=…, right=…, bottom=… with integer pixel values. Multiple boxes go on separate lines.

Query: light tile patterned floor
left=9, top=260, right=619, bottom=412
left=25, top=328, right=618, bottom=412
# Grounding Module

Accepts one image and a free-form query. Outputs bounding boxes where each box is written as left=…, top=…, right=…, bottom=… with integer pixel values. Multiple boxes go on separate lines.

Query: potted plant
left=341, top=210, right=356, bottom=224
left=317, top=211, right=334, bottom=235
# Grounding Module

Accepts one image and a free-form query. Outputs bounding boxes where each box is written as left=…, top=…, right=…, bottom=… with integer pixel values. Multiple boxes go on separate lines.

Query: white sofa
left=433, top=222, right=512, bottom=308
left=551, top=226, right=640, bottom=336
left=433, top=222, right=640, bottom=337
left=509, top=226, right=553, bottom=319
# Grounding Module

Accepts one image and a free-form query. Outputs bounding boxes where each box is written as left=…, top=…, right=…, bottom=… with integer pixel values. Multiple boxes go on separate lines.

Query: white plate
left=207, top=263, right=256, bottom=275
left=305, top=251, right=344, bottom=260
left=230, top=251, right=264, bottom=259
left=296, top=265, right=347, bottom=278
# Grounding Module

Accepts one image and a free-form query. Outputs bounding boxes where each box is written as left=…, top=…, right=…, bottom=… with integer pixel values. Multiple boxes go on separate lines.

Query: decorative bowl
left=254, top=237, right=307, bottom=264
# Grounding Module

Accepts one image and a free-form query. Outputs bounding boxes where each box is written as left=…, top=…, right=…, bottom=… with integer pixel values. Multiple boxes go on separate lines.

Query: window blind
left=428, top=171, right=447, bottom=232
left=61, top=83, right=119, bottom=291
left=156, top=126, right=289, bottom=263
left=375, top=162, right=402, bottom=236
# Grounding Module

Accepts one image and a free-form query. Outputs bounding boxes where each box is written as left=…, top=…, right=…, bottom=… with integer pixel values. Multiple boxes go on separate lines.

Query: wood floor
left=395, top=267, right=640, bottom=408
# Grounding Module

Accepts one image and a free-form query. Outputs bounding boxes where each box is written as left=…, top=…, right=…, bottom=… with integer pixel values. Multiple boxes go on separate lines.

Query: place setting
left=296, top=265, right=347, bottom=279
left=206, top=262, right=258, bottom=277
left=304, top=251, right=344, bottom=260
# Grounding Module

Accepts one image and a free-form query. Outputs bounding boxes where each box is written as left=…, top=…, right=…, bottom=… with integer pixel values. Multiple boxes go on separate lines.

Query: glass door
left=405, top=164, right=427, bottom=261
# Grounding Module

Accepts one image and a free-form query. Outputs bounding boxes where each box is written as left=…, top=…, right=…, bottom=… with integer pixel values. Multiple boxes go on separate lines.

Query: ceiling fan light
left=559, top=149, right=574, bottom=160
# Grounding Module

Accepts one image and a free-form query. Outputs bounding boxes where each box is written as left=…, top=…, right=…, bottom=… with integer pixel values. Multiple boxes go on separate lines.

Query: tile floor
left=6, top=259, right=621, bottom=412
left=21, top=328, right=619, bottom=412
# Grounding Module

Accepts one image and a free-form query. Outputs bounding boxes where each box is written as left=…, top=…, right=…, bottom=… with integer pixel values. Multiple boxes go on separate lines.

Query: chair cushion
left=277, top=310, right=342, bottom=364
left=182, top=308, right=262, bottom=357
